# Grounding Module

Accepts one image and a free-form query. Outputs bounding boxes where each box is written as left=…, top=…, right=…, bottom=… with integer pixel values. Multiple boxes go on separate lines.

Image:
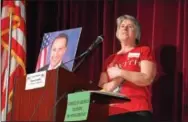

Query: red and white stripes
left=1, top=0, right=26, bottom=120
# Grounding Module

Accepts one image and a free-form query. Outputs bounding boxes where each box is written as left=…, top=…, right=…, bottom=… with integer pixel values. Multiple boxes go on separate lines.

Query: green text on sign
left=64, top=91, right=90, bottom=122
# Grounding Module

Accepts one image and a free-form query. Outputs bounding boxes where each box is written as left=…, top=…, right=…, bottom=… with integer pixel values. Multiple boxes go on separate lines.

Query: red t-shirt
left=103, top=46, right=156, bottom=115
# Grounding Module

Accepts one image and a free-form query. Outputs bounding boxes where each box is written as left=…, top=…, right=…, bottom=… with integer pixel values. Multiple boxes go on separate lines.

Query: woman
left=98, top=15, right=156, bottom=122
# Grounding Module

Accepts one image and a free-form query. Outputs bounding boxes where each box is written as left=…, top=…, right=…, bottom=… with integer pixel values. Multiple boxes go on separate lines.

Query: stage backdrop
left=25, top=0, right=188, bottom=122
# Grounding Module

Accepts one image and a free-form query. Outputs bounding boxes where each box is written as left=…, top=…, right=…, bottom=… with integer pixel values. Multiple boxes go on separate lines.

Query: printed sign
left=25, top=71, right=46, bottom=90
left=64, top=91, right=90, bottom=122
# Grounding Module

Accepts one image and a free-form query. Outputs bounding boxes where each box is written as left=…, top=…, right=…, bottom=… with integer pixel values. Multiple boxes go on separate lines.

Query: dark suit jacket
left=38, top=63, right=69, bottom=72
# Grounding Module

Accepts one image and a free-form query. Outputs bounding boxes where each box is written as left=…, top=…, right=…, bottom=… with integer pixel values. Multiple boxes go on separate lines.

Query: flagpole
left=4, top=9, right=13, bottom=121
left=0, top=0, right=2, bottom=120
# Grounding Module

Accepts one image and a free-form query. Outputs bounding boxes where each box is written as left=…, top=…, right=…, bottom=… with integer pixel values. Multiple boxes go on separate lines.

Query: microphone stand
left=62, top=49, right=90, bottom=72
left=72, top=54, right=87, bottom=72
left=62, top=51, right=88, bottom=65
left=72, top=48, right=93, bottom=72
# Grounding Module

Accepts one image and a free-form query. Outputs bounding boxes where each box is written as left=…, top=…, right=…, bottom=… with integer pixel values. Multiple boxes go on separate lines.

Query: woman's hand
left=103, top=77, right=124, bottom=92
left=107, top=65, right=122, bottom=79
left=103, top=81, right=118, bottom=92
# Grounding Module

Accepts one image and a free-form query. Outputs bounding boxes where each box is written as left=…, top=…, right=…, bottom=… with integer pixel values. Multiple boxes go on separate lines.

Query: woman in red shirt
left=98, top=15, right=156, bottom=122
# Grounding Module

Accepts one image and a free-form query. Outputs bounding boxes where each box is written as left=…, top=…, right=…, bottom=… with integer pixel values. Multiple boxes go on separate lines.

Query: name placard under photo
left=25, top=71, right=47, bottom=90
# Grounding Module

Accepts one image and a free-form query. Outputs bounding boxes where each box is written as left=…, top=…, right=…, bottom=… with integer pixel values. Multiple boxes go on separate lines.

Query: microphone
left=83, top=35, right=104, bottom=55
left=72, top=35, right=104, bottom=72
left=62, top=35, right=104, bottom=72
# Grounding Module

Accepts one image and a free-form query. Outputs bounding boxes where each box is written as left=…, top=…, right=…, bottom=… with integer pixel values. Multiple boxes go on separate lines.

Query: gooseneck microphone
left=61, top=35, right=104, bottom=72
left=63, top=35, right=104, bottom=65
left=72, top=35, right=104, bottom=72
left=83, top=35, right=104, bottom=55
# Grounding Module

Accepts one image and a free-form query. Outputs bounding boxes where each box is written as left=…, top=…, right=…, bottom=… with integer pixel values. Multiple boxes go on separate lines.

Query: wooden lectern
left=11, top=67, right=130, bottom=122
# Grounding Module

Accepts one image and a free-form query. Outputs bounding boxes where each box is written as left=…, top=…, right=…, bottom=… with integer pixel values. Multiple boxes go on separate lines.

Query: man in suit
left=38, top=33, right=69, bottom=71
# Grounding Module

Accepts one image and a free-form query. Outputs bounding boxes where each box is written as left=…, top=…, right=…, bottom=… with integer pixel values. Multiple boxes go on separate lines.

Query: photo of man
left=38, top=33, right=68, bottom=71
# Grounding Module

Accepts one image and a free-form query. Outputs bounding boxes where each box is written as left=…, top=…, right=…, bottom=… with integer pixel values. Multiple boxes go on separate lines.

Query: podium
left=11, top=67, right=130, bottom=122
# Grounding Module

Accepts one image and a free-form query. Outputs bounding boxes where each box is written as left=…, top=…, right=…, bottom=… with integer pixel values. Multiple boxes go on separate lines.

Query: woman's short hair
left=116, top=14, right=141, bottom=44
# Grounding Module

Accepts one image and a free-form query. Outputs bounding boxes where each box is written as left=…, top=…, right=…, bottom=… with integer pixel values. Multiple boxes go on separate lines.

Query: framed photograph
left=36, top=27, right=82, bottom=72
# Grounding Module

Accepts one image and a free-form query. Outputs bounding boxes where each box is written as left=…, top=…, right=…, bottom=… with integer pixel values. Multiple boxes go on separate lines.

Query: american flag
left=1, top=0, right=26, bottom=120
left=35, top=33, right=53, bottom=71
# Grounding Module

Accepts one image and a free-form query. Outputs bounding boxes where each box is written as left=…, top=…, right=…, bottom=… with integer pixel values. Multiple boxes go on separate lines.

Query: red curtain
left=25, top=0, right=188, bottom=122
